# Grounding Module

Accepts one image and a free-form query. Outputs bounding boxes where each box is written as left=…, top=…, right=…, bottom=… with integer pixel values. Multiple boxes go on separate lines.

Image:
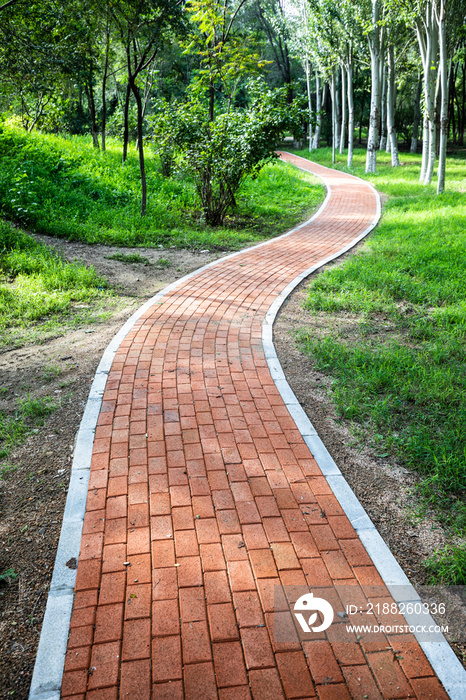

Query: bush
left=151, top=82, right=306, bottom=225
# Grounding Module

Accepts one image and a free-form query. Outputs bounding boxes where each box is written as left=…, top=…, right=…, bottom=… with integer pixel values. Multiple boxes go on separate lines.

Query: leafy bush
left=151, top=82, right=306, bottom=225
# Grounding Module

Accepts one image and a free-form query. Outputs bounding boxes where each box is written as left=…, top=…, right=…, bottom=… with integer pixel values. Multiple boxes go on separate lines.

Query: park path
left=59, top=154, right=448, bottom=700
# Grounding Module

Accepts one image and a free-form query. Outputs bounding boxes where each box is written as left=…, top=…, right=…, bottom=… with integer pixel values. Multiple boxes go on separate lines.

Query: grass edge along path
left=290, top=147, right=466, bottom=585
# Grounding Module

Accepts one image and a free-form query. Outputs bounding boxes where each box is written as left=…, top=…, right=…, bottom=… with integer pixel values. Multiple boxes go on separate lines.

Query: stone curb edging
left=28, top=155, right=466, bottom=700
left=264, top=154, right=466, bottom=700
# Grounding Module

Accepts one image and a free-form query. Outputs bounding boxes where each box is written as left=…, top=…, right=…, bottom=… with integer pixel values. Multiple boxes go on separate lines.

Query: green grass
left=291, top=147, right=466, bottom=581
left=0, top=123, right=324, bottom=250
left=0, top=219, right=109, bottom=337
left=0, top=395, right=58, bottom=462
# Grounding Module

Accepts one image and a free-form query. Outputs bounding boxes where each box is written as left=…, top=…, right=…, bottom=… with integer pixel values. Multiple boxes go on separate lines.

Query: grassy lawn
left=0, top=122, right=323, bottom=250
left=291, top=146, right=466, bottom=584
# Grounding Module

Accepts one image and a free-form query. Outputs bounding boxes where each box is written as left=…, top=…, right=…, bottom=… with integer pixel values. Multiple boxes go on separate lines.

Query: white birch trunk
left=437, top=0, right=448, bottom=193
left=387, top=41, right=400, bottom=166
left=365, top=0, right=382, bottom=173
left=305, top=59, right=313, bottom=152
left=331, top=71, right=336, bottom=163
left=379, top=64, right=387, bottom=150
left=347, top=63, right=354, bottom=168
left=340, top=64, right=346, bottom=155
left=313, top=74, right=323, bottom=149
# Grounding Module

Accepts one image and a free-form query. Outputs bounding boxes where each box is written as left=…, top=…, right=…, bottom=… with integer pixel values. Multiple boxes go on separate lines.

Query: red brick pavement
left=61, top=154, right=448, bottom=699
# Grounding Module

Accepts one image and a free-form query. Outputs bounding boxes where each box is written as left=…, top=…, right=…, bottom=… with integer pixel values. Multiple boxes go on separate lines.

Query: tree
left=109, top=0, right=182, bottom=215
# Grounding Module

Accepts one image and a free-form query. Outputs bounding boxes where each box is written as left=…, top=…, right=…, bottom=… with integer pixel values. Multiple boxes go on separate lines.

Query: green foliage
left=0, top=568, right=18, bottom=584
left=0, top=123, right=322, bottom=249
left=106, top=252, right=152, bottom=265
left=426, top=546, right=466, bottom=585
left=292, top=147, right=466, bottom=549
left=0, top=394, right=58, bottom=462
left=0, top=218, right=107, bottom=332
left=152, top=82, right=306, bottom=225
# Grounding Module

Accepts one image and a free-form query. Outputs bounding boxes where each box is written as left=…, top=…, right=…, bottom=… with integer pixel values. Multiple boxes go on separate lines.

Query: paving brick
left=192, top=495, right=215, bottom=518
left=105, top=517, right=127, bottom=544
left=152, top=539, right=176, bottom=568
left=228, top=560, right=255, bottom=591
left=120, top=659, right=151, bottom=699
left=61, top=670, right=88, bottom=696
left=409, top=677, right=449, bottom=699
left=152, top=598, right=180, bottom=637
left=182, top=619, right=212, bottom=664
left=217, top=509, right=241, bottom=534
left=200, top=542, right=226, bottom=571
left=86, top=689, right=118, bottom=700
left=256, top=496, right=280, bottom=517
left=64, top=645, right=91, bottom=672
left=179, top=586, right=206, bottom=622
left=204, top=570, right=232, bottom=604
left=152, top=636, right=182, bottom=682
left=99, top=572, right=126, bottom=605
left=88, top=641, right=121, bottom=690
left=67, top=624, right=94, bottom=650
left=128, top=503, right=150, bottom=528
left=121, top=618, right=151, bottom=660
left=183, top=662, right=218, bottom=700
left=249, top=549, right=278, bottom=579
left=240, top=627, right=275, bottom=669
left=302, top=641, right=343, bottom=685
left=316, top=684, right=351, bottom=700
left=232, top=591, right=264, bottom=628
left=341, top=665, right=383, bottom=700
left=175, top=530, right=199, bottom=558
left=152, top=681, right=184, bottom=700
left=127, top=527, right=150, bottom=555
left=94, top=603, right=124, bottom=644
left=172, top=505, right=194, bottom=530
left=242, top=524, right=269, bottom=549
left=367, top=650, right=414, bottom=699
left=125, top=583, right=151, bottom=620
left=196, top=517, right=221, bottom=543
left=248, top=668, right=285, bottom=700
left=207, top=602, right=239, bottom=641
left=391, top=635, right=436, bottom=679
left=271, top=542, right=300, bottom=570
left=213, top=641, right=248, bottom=687
left=152, top=567, right=178, bottom=600
left=75, top=559, right=101, bottom=592
left=219, top=687, right=252, bottom=700
left=276, top=651, right=316, bottom=698
left=236, top=500, right=261, bottom=524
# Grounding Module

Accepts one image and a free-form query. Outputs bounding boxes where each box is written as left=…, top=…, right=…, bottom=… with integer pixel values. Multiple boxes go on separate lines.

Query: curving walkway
left=30, top=154, right=455, bottom=700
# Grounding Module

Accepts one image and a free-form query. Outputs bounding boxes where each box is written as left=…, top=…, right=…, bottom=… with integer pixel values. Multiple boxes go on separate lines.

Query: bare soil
left=0, top=237, right=464, bottom=699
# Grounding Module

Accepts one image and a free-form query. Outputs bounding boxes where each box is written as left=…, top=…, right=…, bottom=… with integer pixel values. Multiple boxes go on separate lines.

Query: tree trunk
left=379, top=63, right=387, bottom=150
left=331, top=71, right=336, bottom=163
left=85, top=78, right=100, bottom=150
left=436, top=0, right=448, bottom=194
left=305, top=59, right=313, bottom=152
left=387, top=41, right=400, bottom=167
left=365, top=0, right=381, bottom=174
left=410, top=77, right=422, bottom=152
left=313, top=72, right=323, bottom=149
left=340, top=64, right=346, bottom=155
left=335, top=74, right=341, bottom=151
left=130, top=80, right=147, bottom=216
left=347, top=63, right=354, bottom=168
left=122, top=83, right=131, bottom=164
left=365, top=0, right=382, bottom=173
left=101, top=23, right=110, bottom=153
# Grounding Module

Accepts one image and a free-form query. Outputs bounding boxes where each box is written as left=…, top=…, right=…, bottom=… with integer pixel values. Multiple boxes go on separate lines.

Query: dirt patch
left=0, top=241, right=223, bottom=699
left=274, top=260, right=466, bottom=669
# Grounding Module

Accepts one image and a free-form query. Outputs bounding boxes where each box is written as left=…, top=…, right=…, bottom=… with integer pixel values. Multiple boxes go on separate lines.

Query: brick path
left=60, top=154, right=448, bottom=699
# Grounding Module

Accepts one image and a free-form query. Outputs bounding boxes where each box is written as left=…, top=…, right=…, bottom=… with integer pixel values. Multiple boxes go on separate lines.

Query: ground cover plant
left=291, top=147, right=466, bottom=583
left=0, top=219, right=109, bottom=341
left=0, top=123, right=323, bottom=251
